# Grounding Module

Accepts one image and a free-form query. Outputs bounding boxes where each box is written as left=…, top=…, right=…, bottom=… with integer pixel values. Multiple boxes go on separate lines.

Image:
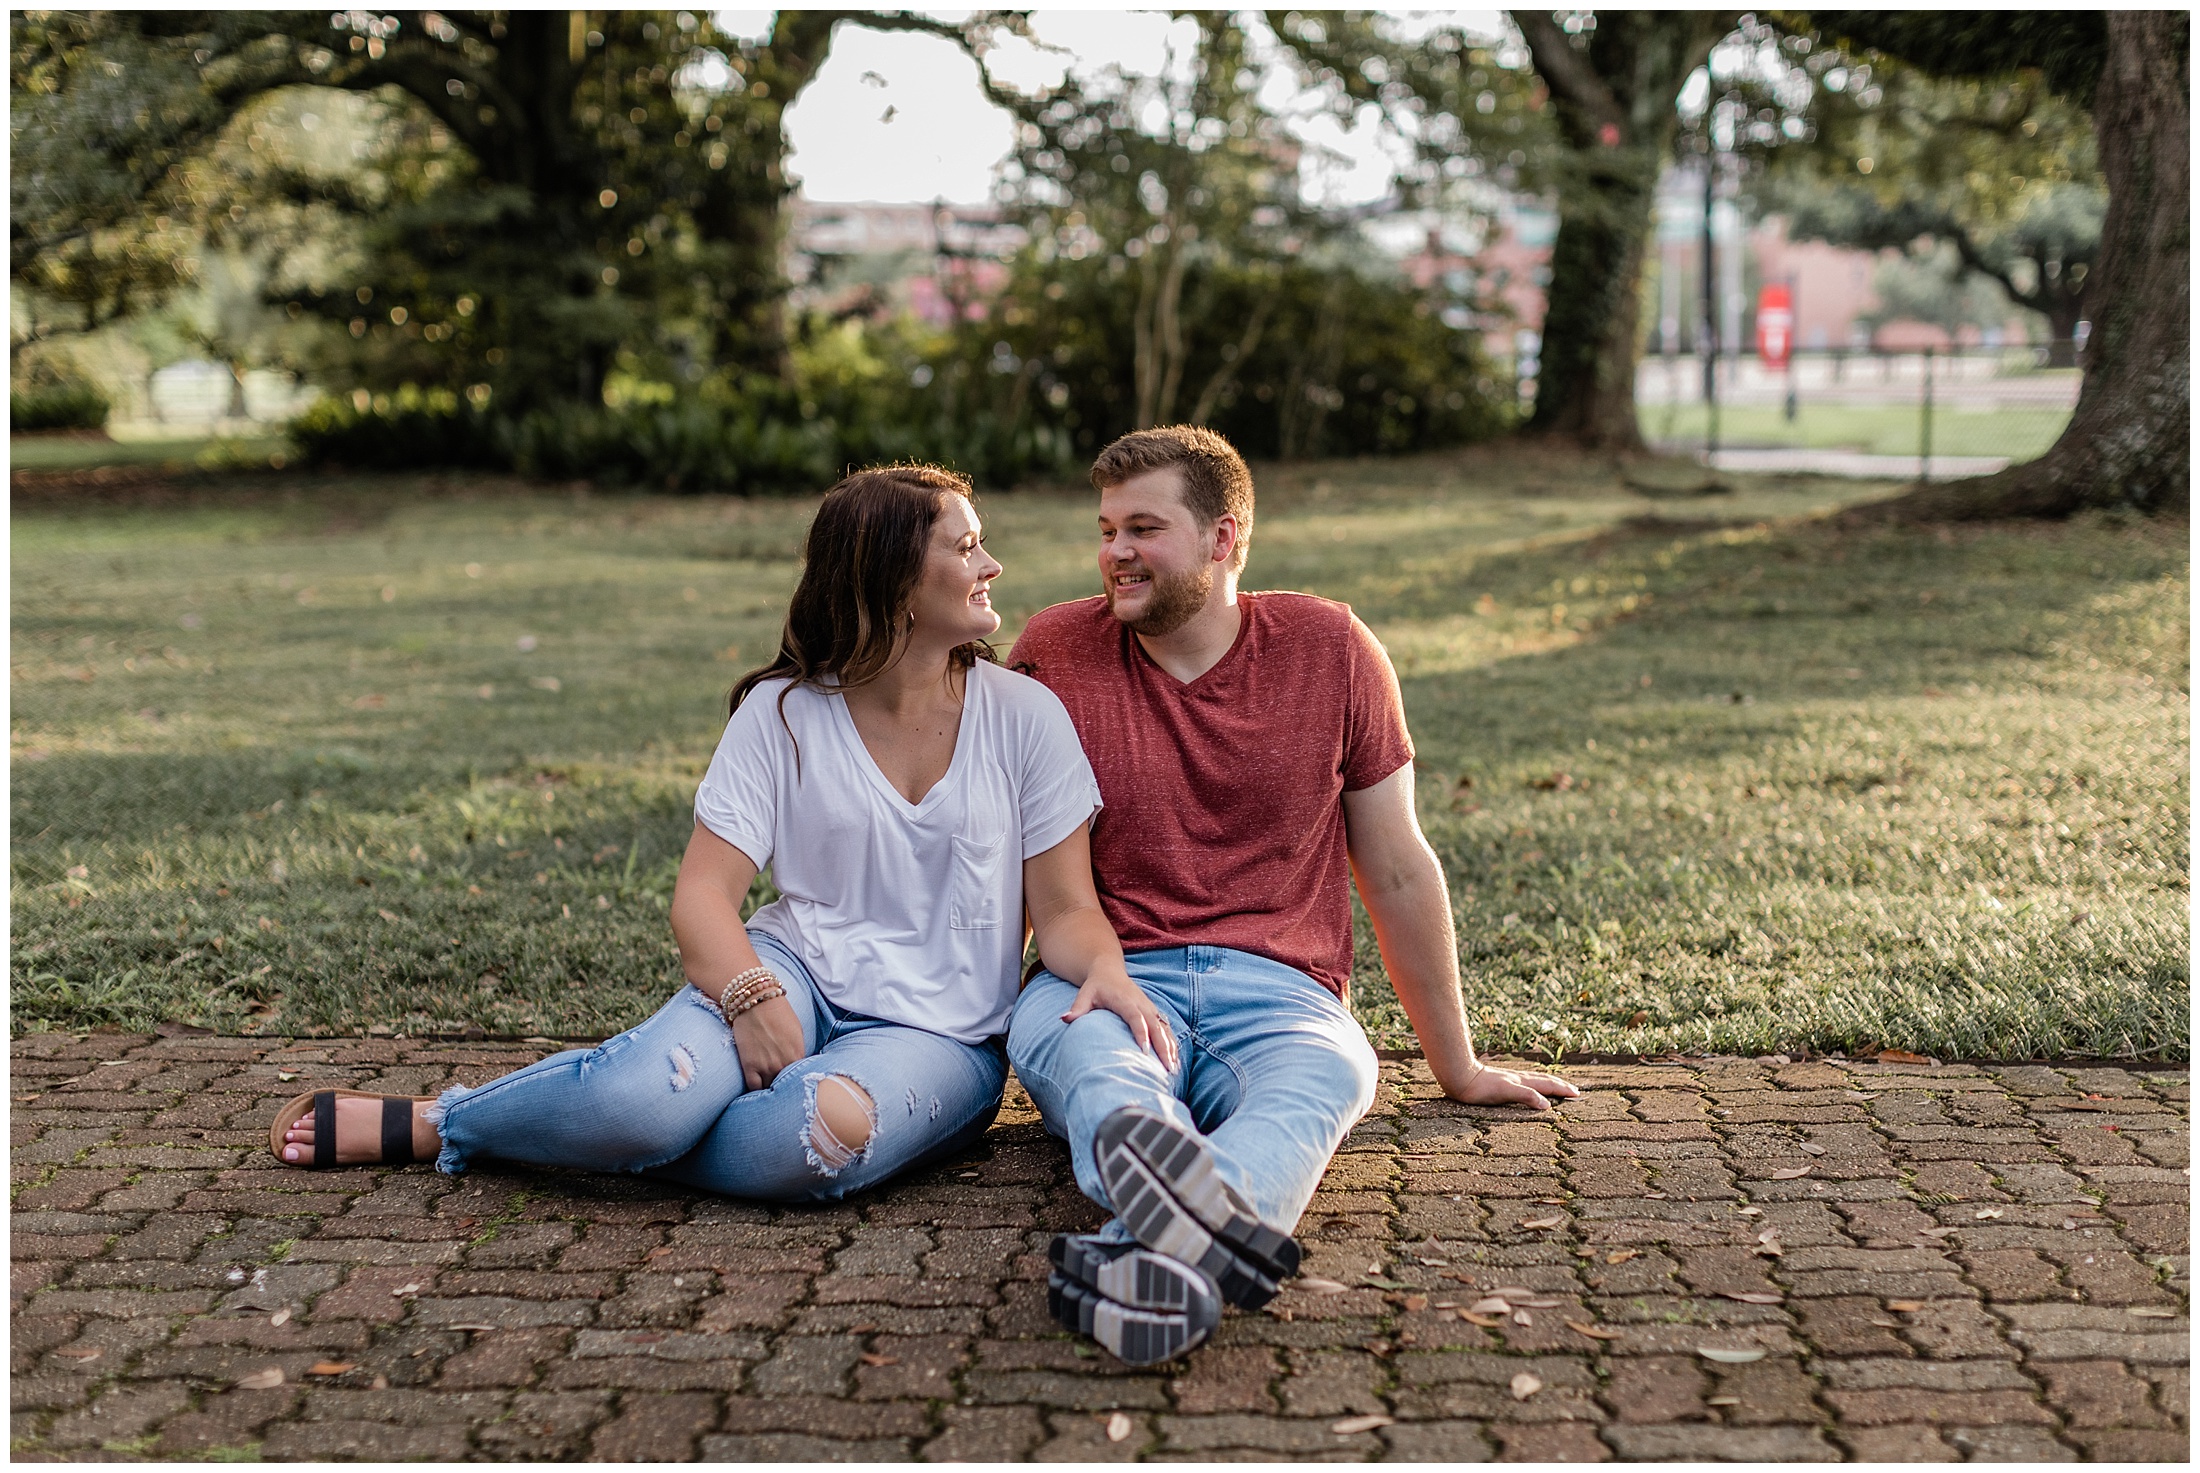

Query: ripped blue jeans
left=429, top=930, right=1009, bottom=1202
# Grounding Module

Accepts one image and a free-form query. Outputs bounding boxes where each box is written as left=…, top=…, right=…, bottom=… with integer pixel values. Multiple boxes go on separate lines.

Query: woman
left=270, top=464, right=1177, bottom=1205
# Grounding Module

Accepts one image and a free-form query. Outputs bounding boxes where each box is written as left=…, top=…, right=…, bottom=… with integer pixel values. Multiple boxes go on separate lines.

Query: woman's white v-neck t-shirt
left=693, top=660, right=1101, bottom=1042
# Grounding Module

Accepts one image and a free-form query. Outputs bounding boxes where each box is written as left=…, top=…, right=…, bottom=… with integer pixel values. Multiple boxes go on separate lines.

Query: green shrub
left=11, top=377, right=110, bottom=433
left=291, top=352, right=1078, bottom=494
left=289, top=386, right=504, bottom=470
left=289, top=256, right=1514, bottom=491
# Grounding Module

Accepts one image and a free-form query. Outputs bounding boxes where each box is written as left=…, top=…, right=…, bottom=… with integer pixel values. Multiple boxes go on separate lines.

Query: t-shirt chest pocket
left=947, top=833, right=1005, bottom=929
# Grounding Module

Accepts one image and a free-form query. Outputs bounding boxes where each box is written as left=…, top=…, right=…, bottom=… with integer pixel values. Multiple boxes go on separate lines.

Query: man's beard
left=1107, top=561, right=1214, bottom=637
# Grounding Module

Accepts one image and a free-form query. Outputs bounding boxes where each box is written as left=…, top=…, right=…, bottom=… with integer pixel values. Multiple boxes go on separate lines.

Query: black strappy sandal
left=268, top=1089, right=432, bottom=1167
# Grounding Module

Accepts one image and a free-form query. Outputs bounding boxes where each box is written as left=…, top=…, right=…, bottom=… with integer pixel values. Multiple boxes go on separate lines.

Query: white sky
left=755, top=9, right=1510, bottom=207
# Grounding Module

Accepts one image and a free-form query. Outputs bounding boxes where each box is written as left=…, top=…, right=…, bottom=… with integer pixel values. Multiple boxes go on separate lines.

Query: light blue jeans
left=1008, top=945, right=1380, bottom=1239
left=430, top=930, right=1009, bottom=1202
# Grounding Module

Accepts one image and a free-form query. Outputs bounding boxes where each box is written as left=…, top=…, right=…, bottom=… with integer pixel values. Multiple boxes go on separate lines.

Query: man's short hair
left=1089, top=425, right=1255, bottom=573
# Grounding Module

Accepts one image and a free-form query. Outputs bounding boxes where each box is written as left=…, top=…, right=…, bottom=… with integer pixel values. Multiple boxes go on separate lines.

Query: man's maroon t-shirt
left=1009, top=590, right=1414, bottom=999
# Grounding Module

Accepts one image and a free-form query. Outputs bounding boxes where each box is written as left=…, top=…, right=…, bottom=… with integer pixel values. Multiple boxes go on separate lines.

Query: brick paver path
left=10, top=1033, right=2188, bottom=1461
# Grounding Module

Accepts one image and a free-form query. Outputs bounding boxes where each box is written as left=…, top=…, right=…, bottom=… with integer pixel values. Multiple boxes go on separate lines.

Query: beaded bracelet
left=724, top=983, right=785, bottom=1021
left=717, top=966, right=783, bottom=1025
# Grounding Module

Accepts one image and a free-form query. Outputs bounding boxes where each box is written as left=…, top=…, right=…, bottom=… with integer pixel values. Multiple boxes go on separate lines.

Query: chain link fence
left=1638, top=348, right=2080, bottom=480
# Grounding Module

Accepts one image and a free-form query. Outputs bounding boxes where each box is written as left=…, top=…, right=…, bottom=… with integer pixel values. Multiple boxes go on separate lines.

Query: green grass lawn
left=11, top=431, right=292, bottom=474
left=11, top=451, right=2187, bottom=1060
left=1642, top=402, right=2073, bottom=461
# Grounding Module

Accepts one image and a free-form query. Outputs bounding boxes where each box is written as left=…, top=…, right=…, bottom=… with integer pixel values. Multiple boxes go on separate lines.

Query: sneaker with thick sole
left=1048, top=1267, right=1217, bottom=1366
left=1051, top=1233, right=1218, bottom=1316
left=1096, top=1140, right=1283, bottom=1309
left=1095, top=1106, right=1302, bottom=1281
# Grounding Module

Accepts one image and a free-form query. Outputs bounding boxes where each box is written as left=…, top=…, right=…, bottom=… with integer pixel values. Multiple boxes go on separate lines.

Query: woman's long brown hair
left=729, top=465, right=993, bottom=758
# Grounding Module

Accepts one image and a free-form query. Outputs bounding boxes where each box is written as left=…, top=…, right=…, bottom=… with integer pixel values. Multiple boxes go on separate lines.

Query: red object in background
left=1756, top=283, right=1794, bottom=369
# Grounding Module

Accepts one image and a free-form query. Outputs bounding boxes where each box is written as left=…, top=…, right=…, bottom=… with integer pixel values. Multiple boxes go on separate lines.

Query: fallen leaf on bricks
left=1887, top=1301, right=1925, bottom=1312
left=1720, top=1291, right=1784, bottom=1304
left=1517, top=1297, right=1565, bottom=1308
left=1706, top=1395, right=1741, bottom=1407
left=1470, top=1297, right=1512, bottom=1315
left=308, top=1362, right=356, bottom=1376
left=1567, top=1321, right=1622, bottom=1341
left=1400, top=1295, right=1428, bottom=1312
left=52, top=1348, right=102, bottom=1361
left=1799, top=1142, right=1826, bottom=1156
left=1696, top=1348, right=1766, bottom=1364
left=1973, top=1208, right=2004, bottom=1220
left=447, top=1324, right=498, bottom=1333
left=1876, top=1049, right=1931, bottom=1064
left=390, top=1283, right=423, bottom=1297
left=1753, top=1230, right=1784, bottom=1258
left=2127, top=1307, right=2178, bottom=1318
left=1331, top=1415, right=1394, bottom=1435
left=1297, top=1277, right=1348, bottom=1294
left=233, top=1367, right=285, bottom=1390
left=269, top=1309, right=291, bottom=1327
left=1461, top=1311, right=1505, bottom=1328
left=1104, top=1412, right=1134, bottom=1443
left=1769, top=1166, right=1812, bottom=1180
left=1520, top=1216, right=1564, bottom=1231
left=1534, top=1197, right=1569, bottom=1206
left=859, top=1353, right=901, bottom=1367
left=1511, top=1309, right=1533, bottom=1326
left=1509, top=1372, right=1543, bottom=1400
left=1605, top=1249, right=1640, bottom=1265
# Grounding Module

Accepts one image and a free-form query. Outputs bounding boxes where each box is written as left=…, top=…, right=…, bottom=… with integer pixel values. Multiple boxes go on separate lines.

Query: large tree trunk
left=1529, top=156, right=1657, bottom=448
left=1853, top=12, right=2188, bottom=521
left=1511, top=11, right=1733, bottom=454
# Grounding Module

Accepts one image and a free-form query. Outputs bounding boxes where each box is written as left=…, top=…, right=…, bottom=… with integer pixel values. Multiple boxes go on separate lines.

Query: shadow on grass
left=1346, top=511, right=2188, bottom=1063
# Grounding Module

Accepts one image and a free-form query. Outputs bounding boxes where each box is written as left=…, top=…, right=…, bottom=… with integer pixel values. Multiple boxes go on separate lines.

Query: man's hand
left=1447, top=1060, right=1578, bottom=1111
left=728, top=993, right=806, bottom=1092
left=1061, top=970, right=1179, bottom=1073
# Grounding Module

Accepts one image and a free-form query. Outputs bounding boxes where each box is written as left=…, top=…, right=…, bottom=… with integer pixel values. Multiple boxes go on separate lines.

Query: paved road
left=11, top=1033, right=2188, bottom=1461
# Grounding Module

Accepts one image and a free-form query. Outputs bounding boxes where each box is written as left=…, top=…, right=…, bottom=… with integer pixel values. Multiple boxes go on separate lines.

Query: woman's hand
left=1444, top=1059, right=1578, bottom=1111
left=728, top=992, right=807, bottom=1091
left=1062, top=969, right=1179, bottom=1074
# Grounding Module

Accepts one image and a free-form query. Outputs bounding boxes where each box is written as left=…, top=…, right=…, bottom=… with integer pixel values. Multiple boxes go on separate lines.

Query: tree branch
left=1509, top=11, right=1626, bottom=137
left=1943, top=224, right=2039, bottom=313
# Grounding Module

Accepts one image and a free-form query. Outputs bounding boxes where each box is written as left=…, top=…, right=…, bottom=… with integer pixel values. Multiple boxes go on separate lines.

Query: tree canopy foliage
left=1760, top=37, right=2105, bottom=359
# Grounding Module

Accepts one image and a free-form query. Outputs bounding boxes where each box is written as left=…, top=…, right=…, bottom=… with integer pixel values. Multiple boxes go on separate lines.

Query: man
left=1009, top=426, right=1576, bottom=1365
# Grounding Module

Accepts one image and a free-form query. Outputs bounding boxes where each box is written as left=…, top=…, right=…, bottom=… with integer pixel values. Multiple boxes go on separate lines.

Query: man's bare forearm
left=1355, top=845, right=1484, bottom=1096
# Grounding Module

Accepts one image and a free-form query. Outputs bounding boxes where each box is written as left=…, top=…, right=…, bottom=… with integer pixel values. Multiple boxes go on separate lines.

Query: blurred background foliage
left=8, top=10, right=2175, bottom=509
